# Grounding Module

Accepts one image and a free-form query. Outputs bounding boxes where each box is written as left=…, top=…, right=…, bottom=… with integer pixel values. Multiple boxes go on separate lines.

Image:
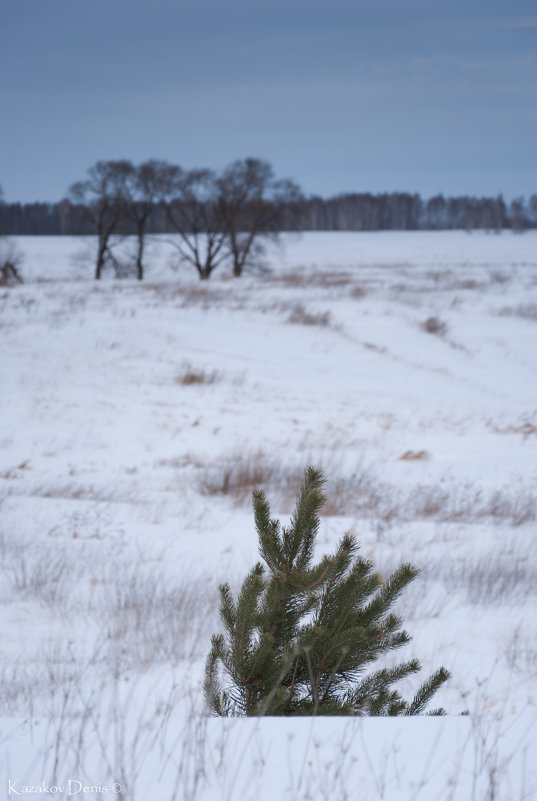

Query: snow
left=1, top=231, right=536, bottom=800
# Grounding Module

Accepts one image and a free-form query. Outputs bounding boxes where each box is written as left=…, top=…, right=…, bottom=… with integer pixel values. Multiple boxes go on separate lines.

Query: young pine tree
left=204, top=466, right=450, bottom=716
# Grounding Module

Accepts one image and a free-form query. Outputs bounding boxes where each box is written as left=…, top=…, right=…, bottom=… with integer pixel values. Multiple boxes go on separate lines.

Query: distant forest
left=1, top=192, right=536, bottom=235
left=2, top=152, right=536, bottom=236
left=2, top=159, right=536, bottom=281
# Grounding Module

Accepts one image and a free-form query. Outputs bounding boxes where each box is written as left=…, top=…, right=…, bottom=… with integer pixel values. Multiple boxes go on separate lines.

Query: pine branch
left=203, top=634, right=226, bottom=715
left=348, top=660, right=421, bottom=712
left=228, top=564, right=265, bottom=687
left=292, top=467, right=326, bottom=571
left=218, top=583, right=236, bottom=635
left=360, top=563, right=418, bottom=628
left=380, top=563, right=420, bottom=607
left=405, top=667, right=451, bottom=715
left=253, top=490, right=283, bottom=573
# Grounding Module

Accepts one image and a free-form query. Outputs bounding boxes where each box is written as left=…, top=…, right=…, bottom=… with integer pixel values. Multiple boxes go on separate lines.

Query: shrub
left=288, top=304, right=331, bottom=327
left=175, top=365, right=220, bottom=385
left=0, top=239, right=23, bottom=287
left=204, top=467, right=450, bottom=716
left=421, top=317, right=447, bottom=335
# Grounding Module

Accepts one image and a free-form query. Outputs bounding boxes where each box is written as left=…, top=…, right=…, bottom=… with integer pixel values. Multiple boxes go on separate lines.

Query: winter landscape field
left=1, top=230, right=536, bottom=800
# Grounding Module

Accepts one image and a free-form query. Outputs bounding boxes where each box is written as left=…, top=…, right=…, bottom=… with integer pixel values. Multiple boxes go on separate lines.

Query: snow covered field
left=1, top=231, right=536, bottom=800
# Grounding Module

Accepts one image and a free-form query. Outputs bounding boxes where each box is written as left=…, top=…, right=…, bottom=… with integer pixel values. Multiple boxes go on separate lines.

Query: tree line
left=301, top=192, right=537, bottom=233
left=1, top=158, right=536, bottom=280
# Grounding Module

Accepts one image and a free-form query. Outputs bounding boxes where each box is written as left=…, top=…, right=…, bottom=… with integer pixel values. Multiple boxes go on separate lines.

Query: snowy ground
left=1, top=231, right=536, bottom=800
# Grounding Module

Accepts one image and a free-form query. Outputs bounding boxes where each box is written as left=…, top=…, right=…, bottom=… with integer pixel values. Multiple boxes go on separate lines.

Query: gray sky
left=1, top=0, right=535, bottom=202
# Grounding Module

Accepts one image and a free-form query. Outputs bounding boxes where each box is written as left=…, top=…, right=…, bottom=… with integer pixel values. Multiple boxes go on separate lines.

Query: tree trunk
left=136, top=223, right=144, bottom=280
left=232, top=257, right=242, bottom=278
left=198, top=257, right=213, bottom=280
left=95, top=240, right=107, bottom=280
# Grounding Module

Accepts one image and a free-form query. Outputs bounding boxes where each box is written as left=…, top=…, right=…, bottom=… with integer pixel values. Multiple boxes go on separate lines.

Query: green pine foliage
left=204, top=466, right=451, bottom=716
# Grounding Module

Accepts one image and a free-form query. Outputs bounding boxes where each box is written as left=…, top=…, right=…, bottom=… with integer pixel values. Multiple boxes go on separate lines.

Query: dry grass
left=2, top=659, right=532, bottom=801
left=198, top=451, right=304, bottom=505
left=101, top=567, right=219, bottom=667
left=175, top=364, right=220, bottom=386
left=506, top=629, right=537, bottom=676
left=399, top=450, right=430, bottom=461
left=431, top=554, right=537, bottom=606
left=457, top=279, right=480, bottom=290
left=266, top=270, right=353, bottom=289
left=0, top=526, right=220, bottom=715
left=12, top=551, right=73, bottom=607
left=0, top=534, right=80, bottom=608
left=197, top=454, right=536, bottom=526
left=4, top=455, right=535, bottom=528
left=488, top=421, right=537, bottom=439
left=288, top=303, right=331, bottom=327
left=498, top=303, right=537, bottom=322
left=146, top=282, right=227, bottom=307
left=0, top=640, right=88, bottom=718
left=363, top=341, right=387, bottom=354
left=391, top=270, right=489, bottom=296
left=420, top=316, right=448, bottom=335
left=407, top=483, right=536, bottom=526
left=0, top=459, right=30, bottom=479
left=488, top=270, right=511, bottom=285
left=5, top=481, right=143, bottom=504
left=156, top=453, right=205, bottom=469
left=319, top=471, right=386, bottom=517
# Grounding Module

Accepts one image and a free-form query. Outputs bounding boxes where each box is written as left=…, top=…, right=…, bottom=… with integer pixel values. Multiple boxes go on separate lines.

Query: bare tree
left=0, top=240, right=23, bottom=286
left=68, top=160, right=132, bottom=279
left=163, top=168, right=229, bottom=280
left=216, top=158, right=302, bottom=277
left=0, top=184, right=24, bottom=286
left=124, top=160, right=172, bottom=280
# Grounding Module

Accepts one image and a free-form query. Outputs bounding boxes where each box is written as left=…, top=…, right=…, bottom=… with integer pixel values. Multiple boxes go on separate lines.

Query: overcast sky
left=1, top=0, right=535, bottom=202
